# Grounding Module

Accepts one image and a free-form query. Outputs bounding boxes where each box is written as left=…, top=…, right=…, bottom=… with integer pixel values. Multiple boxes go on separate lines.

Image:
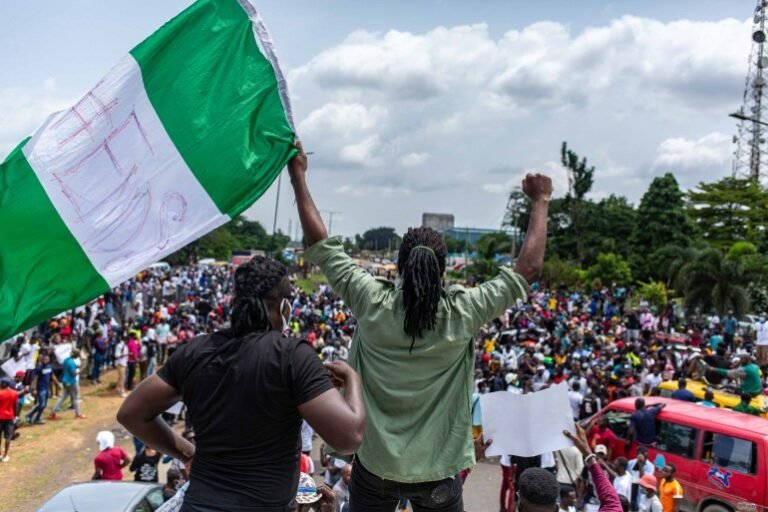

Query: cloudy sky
left=0, top=1, right=756, bottom=238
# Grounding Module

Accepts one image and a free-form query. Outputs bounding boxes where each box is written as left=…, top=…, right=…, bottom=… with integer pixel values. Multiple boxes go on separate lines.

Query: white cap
left=96, top=431, right=115, bottom=451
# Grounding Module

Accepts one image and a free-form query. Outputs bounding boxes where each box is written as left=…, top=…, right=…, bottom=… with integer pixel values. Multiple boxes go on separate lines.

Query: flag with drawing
left=0, top=0, right=296, bottom=341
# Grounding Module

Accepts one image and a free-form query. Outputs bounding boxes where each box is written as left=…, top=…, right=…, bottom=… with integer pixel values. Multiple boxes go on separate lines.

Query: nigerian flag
left=0, top=0, right=296, bottom=340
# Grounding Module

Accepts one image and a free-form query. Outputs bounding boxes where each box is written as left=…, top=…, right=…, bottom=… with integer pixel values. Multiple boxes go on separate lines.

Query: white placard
left=165, top=401, right=184, bottom=415
left=1, top=358, right=27, bottom=378
left=53, top=343, right=73, bottom=364
left=481, top=382, right=576, bottom=458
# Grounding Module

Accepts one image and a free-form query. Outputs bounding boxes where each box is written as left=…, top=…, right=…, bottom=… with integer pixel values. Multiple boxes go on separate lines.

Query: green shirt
left=717, top=363, right=762, bottom=396
left=733, top=402, right=762, bottom=416
left=304, top=237, right=529, bottom=482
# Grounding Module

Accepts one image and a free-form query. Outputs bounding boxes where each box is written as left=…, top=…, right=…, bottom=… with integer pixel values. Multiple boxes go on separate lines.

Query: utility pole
left=321, top=210, right=341, bottom=236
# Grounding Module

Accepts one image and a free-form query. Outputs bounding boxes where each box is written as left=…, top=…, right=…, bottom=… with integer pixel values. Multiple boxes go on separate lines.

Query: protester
left=0, top=379, right=18, bottom=462
left=50, top=348, right=86, bottom=420
left=564, top=426, right=623, bottom=512
left=26, top=353, right=58, bottom=425
left=164, top=468, right=183, bottom=502
left=628, top=399, right=664, bottom=446
left=117, top=246, right=366, bottom=510
left=709, top=355, right=762, bottom=397
left=115, top=336, right=129, bottom=398
left=658, top=465, right=683, bottom=512
left=698, top=390, right=718, bottom=408
left=612, top=457, right=632, bottom=503
left=92, top=431, right=131, bottom=481
left=669, top=379, right=695, bottom=402
left=291, top=140, right=552, bottom=511
left=333, top=464, right=352, bottom=512
left=130, top=445, right=162, bottom=482
left=637, top=475, right=662, bottom=512
left=627, top=448, right=654, bottom=511
left=732, top=392, right=764, bottom=416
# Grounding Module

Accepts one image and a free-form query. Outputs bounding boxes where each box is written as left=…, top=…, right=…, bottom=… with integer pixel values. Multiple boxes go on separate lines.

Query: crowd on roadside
left=468, top=283, right=768, bottom=512
left=2, top=259, right=767, bottom=511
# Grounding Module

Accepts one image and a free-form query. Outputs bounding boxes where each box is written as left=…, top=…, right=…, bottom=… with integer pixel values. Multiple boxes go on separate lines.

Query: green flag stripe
left=130, top=0, right=296, bottom=218
left=0, top=141, right=109, bottom=340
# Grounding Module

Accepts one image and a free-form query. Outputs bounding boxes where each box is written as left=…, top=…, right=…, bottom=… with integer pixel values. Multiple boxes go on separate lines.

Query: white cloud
left=400, top=152, right=430, bottom=167
left=482, top=161, right=570, bottom=197
left=299, top=102, right=387, bottom=138
left=293, top=16, right=748, bottom=112
left=335, top=184, right=412, bottom=197
left=653, top=132, right=732, bottom=171
left=339, top=135, right=384, bottom=166
left=0, top=79, right=73, bottom=158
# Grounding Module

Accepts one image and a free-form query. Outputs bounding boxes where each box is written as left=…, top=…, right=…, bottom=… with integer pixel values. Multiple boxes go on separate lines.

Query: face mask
left=280, top=298, right=292, bottom=335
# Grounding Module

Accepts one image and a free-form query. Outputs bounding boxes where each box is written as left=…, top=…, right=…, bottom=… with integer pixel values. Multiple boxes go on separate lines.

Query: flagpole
left=272, top=171, right=282, bottom=235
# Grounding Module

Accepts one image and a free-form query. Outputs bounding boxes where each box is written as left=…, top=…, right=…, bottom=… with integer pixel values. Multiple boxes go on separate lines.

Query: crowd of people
left=1, top=150, right=766, bottom=512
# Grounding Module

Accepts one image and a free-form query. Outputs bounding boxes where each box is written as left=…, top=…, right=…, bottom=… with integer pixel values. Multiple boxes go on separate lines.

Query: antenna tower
left=733, top=0, right=768, bottom=180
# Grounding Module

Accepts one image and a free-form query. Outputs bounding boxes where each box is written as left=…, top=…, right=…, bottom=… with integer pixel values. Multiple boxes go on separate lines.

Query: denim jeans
left=30, top=389, right=49, bottom=423
left=91, top=353, right=105, bottom=382
left=349, top=460, right=463, bottom=512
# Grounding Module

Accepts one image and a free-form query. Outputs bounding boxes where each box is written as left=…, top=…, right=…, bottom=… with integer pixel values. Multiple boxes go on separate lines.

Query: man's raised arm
left=289, top=141, right=328, bottom=247
left=514, top=174, right=552, bottom=283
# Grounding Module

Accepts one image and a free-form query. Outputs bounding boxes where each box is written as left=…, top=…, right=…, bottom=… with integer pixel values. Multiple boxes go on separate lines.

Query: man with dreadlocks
left=290, top=141, right=552, bottom=512
left=117, top=248, right=366, bottom=511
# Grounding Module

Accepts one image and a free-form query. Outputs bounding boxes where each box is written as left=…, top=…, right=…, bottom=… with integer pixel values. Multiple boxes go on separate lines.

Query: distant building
left=444, top=227, right=507, bottom=246
left=422, top=213, right=455, bottom=232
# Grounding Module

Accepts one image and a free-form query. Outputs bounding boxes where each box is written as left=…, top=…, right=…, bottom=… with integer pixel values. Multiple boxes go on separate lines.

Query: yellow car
left=658, top=379, right=768, bottom=417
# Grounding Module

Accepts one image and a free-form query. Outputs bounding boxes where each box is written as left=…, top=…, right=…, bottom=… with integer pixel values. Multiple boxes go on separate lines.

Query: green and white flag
left=0, top=0, right=296, bottom=340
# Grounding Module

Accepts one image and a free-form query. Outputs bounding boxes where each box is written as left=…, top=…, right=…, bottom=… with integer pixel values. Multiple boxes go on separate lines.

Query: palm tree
left=678, top=249, right=751, bottom=316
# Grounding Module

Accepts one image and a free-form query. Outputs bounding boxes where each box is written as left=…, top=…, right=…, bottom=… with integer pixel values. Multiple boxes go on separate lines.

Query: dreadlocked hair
left=398, top=227, right=447, bottom=353
left=231, top=256, right=287, bottom=336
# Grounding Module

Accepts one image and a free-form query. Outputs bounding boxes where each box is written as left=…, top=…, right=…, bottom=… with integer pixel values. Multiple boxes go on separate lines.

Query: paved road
left=464, top=457, right=503, bottom=512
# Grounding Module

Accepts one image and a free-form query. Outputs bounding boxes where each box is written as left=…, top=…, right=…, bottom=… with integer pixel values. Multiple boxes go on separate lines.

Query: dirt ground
left=0, top=368, right=156, bottom=512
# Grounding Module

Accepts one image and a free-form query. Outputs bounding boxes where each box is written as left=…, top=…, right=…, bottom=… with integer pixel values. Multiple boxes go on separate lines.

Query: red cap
left=15, top=371, right=25, bottom=378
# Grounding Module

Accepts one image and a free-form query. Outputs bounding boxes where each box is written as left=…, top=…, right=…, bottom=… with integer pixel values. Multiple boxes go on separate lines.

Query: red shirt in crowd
left=0, top=388, right=18, bottom=421
left=94, top=447, right=129, bottom=480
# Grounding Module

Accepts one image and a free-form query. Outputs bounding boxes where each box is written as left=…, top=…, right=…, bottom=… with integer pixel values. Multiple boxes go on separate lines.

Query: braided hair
left=230, top=256, right=287, bottom=336
left=398, top=227, right=447, bottom=353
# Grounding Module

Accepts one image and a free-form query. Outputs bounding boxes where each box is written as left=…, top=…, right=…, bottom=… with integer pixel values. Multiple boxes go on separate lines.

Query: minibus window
left=655, top=421, right=698, bottom=458
left=604, top=410, right=632, bottom=439
left=701, top=432, right=757, bottom=475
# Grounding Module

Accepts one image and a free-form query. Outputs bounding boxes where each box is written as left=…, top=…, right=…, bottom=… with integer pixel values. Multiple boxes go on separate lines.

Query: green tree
left=561, top=142, right=596, bottom=265
left=632, top=173, right=694, bottom=280
left=585, top=253, right=632, bottom=286
left=542, top=258, right=582, bottom=288
left=445, top=235, right=470, bottom=254
left=687, top=177, right=768, bottom=250
left=503, top=187, right=529, bottom=257
left=359, top=227, right=401, bottom=251
left=638, top=281, right=668, bottom=311
left=678, top=248, right=751, bottom=316
left=475, top=232, right=512, bottom=259
left=582, top=195, right=637, bottom=262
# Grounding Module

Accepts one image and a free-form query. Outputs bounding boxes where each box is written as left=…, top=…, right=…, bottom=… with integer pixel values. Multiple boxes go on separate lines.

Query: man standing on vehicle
left=658, top=465, right=683, bottom=512
left=629, top=399, right=665, bottom=447
left=709, top=355, right=762, bottom=398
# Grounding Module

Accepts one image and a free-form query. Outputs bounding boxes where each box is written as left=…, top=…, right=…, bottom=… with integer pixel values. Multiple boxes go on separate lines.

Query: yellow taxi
left=658, top=379, right=768, bottom=417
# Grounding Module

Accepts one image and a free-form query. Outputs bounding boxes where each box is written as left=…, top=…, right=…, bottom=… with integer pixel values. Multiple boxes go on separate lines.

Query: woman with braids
left=289, top=141, right=552, bottom=512
left=117, top=246, right=366, bottom=511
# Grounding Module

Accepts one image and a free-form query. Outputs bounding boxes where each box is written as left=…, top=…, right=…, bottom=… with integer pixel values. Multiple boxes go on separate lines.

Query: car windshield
left=38, top=483, right=145, bottom=512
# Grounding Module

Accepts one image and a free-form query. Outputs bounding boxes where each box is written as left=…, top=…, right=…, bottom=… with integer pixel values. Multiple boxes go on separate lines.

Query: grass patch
left=295, top=273, right=328, bottom=294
